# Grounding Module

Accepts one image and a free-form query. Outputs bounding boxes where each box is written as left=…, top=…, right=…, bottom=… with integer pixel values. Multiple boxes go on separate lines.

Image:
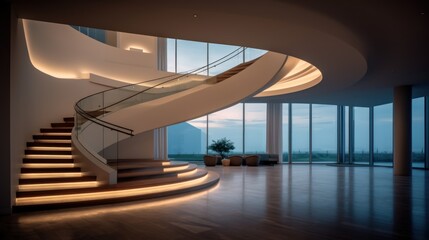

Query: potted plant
left=208, top=138, right=235, bottom=166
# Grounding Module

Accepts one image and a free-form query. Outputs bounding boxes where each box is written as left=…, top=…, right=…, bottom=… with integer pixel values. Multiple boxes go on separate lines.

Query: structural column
left=393, top=86, right=412, bottom=176
left=266, top=103, right=283, bottom=161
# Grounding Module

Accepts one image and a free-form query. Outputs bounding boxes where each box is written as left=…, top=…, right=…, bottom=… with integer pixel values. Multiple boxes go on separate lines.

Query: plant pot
left=203, top=156, right=217, bottom=166
left=221, top=158, right=230, bottom=166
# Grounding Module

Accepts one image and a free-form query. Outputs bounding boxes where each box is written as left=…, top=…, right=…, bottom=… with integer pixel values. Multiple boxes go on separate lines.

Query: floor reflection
left=1, top=165, right=427, bottom=240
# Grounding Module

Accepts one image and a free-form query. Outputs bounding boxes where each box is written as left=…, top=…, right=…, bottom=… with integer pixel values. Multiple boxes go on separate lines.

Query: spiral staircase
left=13, top=20, right=292, bottom=210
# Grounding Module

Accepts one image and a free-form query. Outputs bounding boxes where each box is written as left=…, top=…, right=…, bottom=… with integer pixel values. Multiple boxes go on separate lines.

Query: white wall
left=117, top=32, right=158, bottom=69
left=10, top=20, right=112, bottom=202
left=23, top=20, right=161, bottom=83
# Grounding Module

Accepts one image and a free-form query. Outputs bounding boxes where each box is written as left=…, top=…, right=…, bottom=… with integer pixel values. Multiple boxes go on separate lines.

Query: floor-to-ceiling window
left=373, top=103, right=393, bottom=166
left=353, top=107, right=370, bottom=164
left=244, top=48, right=267, bottom=62
left=167, top=116, right=207, bottom=161
left=71, top=26, right=106, bottom=43
left=282, top=104, right=289, bottom=162
left=208, top=43, right=243, bottom=76
left=166, top=38, right=176, bottom=72
left=177, top=40, right=208, bottom=75
left=244, top=103, right=266, bottom=154
left=208, top=104, right=244, bottom=156
left=291, top=104, right=310, bottom=162
left=312, top=104, right=337, bottom=163
left=412, top=97, right=425, bottom=168
left=165, top=37, right=428, bottom=168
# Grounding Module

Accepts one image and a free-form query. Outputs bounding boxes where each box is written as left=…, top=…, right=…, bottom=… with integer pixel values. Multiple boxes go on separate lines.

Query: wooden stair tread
left=19, top=176, right=97, bottom=185
left=21, top=167, right=81, bottom=173
left=110, top=161, right=188, bottom=170
left=118, top=164, right=196, bottom=178
left=108, top=159, right=170, bottom=164
left=117, top=168, right=207, bottom=186
left=216, top=59, right=256, bottom=82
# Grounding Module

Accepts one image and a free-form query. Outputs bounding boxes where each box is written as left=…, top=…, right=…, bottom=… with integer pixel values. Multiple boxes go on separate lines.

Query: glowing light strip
left=20, top=172, right=85, bottom=179
left=27, top=147, right=72, bottom=151
left=118, top=161, right=170, bottom=169
left=177, top=169, right=197, bottom=177
left=25, top=155, right=73, bottom=159
left=16, top=175, right=208, bottom=206
left=18, top=181, right=100, bottom=192
left=22, top=163, right=75, bottom=168
left=163, top=165, right=189, bottom=173
left=41, top=133, right=72, bottom=136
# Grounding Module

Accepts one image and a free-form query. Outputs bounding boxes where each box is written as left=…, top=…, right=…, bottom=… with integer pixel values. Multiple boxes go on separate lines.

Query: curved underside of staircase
left=102, top=51, right=288, bottom=135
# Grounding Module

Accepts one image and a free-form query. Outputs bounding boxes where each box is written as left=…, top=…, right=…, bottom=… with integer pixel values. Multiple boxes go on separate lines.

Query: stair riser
left=51, top=123, right=74, bottom=128
left=27, top=142, right=71, bottom=147
left=40, top=128, right=72, bottom=133
left=63, top=117, right=74, bottom=123
left=33, top=135, right=71, bottom=140
left=23, top=158, right=74, bottom=164
left=21, top=168, right=81, bottom=173
left=25, top=150, right=72, bottom=155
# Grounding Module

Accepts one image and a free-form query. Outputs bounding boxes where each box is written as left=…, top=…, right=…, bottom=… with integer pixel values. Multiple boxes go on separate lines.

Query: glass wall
left=208, top=104, right=244, bottom=155
left=312, top=104, right=337, bottom=162
left=177, top=40, right=208, bottom=75
left=164, top=37, right=428, bottom=168
left=282, top=104, right=289, bottom=162
left=209, top=43, right=243, bottom=76
left=353, top=107, right=370, bottom=164
left=245, top=48, right=267, bottom=62
left=167, top=99, right=427, bottom=168
left=244, top=104, right=266, bottom=154
left=291, top=104, right=310, bottom=162
left=373, top=103, right=393, bottom=166
left=71, top=26, right=106, bottom=43
left=412, top=97, right=425, bottom=168
left=168, top=116, right=207, bottom=161
left=166, top=38, right=176, bottom=72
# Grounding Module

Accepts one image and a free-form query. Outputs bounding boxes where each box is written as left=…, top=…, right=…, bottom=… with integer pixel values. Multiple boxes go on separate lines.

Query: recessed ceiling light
left=193, top=14, right=198, bottom=18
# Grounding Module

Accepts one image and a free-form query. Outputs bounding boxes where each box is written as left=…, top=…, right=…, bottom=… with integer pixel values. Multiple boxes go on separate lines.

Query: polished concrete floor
left=1, top=165, right=428, bottom=240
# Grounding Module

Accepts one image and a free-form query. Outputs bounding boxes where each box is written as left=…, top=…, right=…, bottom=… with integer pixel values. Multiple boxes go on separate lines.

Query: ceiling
left=10, top=0, right=429, bottom=106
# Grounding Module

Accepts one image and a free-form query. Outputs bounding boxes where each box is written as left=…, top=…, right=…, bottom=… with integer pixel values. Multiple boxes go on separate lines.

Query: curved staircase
left=13, top=20, right=296, bottom=211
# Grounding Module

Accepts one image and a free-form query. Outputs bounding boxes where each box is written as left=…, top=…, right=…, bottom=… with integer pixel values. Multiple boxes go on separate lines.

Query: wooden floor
left=1, top=165, right=428, bottom=240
